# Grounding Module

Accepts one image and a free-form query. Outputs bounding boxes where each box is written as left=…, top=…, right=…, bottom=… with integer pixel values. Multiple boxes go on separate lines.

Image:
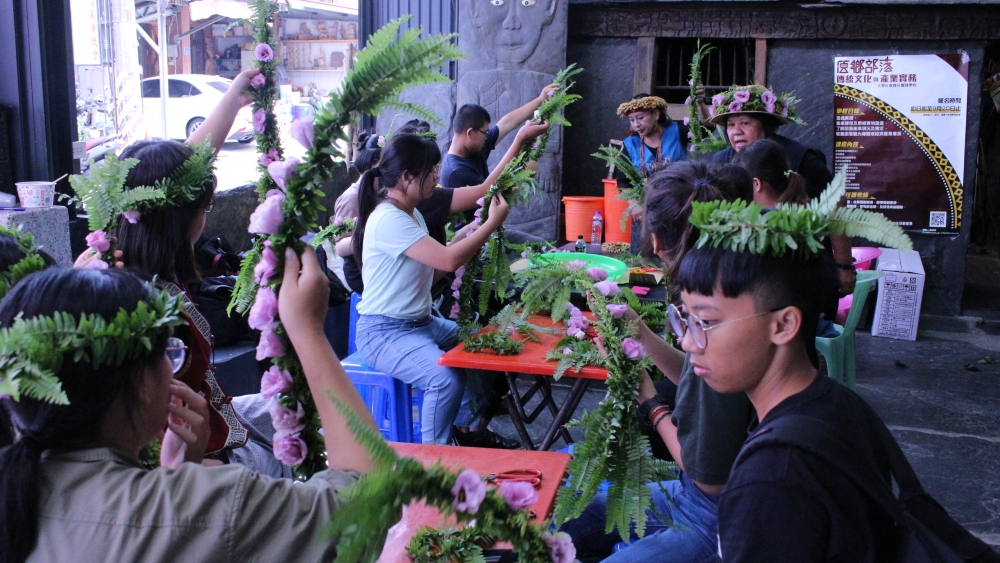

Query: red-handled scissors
left=486, top=469, right=542, bottom=489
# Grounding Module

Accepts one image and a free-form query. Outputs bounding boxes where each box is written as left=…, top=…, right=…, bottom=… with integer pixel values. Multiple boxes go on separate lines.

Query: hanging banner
left=833, top=53, right=969, bottom=233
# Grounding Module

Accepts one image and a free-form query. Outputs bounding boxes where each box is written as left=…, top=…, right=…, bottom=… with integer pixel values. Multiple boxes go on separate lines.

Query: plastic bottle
left=575, top=235, right=587, bottom=253
left=590, top=211, right=603, bottom=245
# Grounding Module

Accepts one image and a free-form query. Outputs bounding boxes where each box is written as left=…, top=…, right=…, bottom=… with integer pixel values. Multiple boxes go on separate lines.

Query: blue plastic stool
left=341, top=352, right=423, bottom=443
left=347, top=293, right=362, bottom=356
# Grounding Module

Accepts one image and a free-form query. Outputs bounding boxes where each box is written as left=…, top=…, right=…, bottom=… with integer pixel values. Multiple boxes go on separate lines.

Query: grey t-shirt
left=672, top=354, right=756, bottom=486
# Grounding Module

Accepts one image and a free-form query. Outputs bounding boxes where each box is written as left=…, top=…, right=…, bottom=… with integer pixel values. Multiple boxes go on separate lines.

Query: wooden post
left=634, top=37, right=656, bottom=95
left=754, top=38, right=768, bottom=85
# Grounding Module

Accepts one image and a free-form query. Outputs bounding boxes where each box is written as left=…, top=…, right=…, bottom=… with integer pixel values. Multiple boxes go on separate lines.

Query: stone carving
left=315, top=21, right=330, bottom=39
left=458, top=0, right=568, bottom=241
left=297, top=22, right=314, bottom=40
left=346, top=23, right=357, bottom=40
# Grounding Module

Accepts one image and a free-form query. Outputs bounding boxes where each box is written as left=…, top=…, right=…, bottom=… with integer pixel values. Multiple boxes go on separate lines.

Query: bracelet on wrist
left=651, top=410, right=671, bottom=428
left=637, top=395, right=668, bottom=423
left=835, top=261, right=856, bottom=271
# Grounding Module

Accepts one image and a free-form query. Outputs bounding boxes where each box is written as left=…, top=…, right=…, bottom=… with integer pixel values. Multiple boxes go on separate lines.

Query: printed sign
left=833, top=54, right=969, bottom=233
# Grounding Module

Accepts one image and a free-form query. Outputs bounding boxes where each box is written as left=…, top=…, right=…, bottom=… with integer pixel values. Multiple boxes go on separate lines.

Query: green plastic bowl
left=530, top=253, right=629, bottom=281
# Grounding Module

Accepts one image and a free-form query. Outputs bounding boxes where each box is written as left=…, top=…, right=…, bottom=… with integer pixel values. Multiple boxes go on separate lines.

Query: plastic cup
left=15, top=182, right=56, bottom=207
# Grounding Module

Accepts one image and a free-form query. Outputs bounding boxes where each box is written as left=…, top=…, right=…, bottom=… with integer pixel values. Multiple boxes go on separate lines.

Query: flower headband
left=707, top=84, right=804, bottom=127
left=377, top=130, right=438, bottom=148
left=616, top=96, right=669, bottom=118
left=0, top=286, right=186, bottom=404
left=689, top=167, right=912, bottom=258
left=0, top=224, right=47, bottom=300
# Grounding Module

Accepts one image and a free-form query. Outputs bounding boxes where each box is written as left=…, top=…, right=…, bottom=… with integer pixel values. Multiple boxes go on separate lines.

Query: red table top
left=390, top=442, right=571, bottom=519
left=438, top=313, right=608, bottom=381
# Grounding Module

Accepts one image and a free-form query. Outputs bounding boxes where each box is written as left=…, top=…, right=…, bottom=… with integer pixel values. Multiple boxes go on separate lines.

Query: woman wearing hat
left=617, top=94, right=689, bottom=175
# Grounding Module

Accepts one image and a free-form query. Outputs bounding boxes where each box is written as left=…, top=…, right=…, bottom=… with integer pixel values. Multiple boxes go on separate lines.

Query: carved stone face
left=470, top=0, right=557, bottom=67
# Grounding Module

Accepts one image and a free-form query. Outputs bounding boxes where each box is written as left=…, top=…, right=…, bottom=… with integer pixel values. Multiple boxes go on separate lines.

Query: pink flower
left=85, top=230, right=110, bottom=252
left=781, top=106, right=789, bottom=118
left=521, top=251, right=528, bottom=258
left=451, top=276, right=463, bottom=291
left=606, top=304, right=628, bottom=319
left=248, top=286, right=278, bottom=331
left=451, top=469, right=486, bottom=514
left=684, top=96, right=692, bottom=106
left=733, top=90, right=750, bottom=103
left=334, top=216, right=343, bottom=226
left=452, top=289, right=460, bottom=299
left=499, top=481, right=538, bottom=511
left=761, top=90, right=777, bottom=105
left=248, top=191, right=285, bottom=234
left=250, top=73, right=266, bottom=89
left=565, top=259, right=586, bottom=271
left=586, top=267, right=608, bottom=282
left=544, top=532, right=577, bottom=563
left=476, top=197, right=485, bottom=207
left=123, top=210, right=141, bottom=224
left=260, top=365, right=293, bottom=400
left=83, top=258, right=108, bottom=270
left=728, top=101, right=744, bottom=113
left=267, top=156, right=301, bottom=190
left=455, top=265, right=465, bottom=279
left=252, top=108, right=267, bottom=134
left=563, top=347, right=572, bottom=355
left=254, top=43, right=274, bottom=62
left=765, top=101, right=776, bottom=114
left=254, top=241, right=279, bottom=284
left=449, top=302, right=460, bottom=319
left=593, top=280, right=619, bottom=297
left=259, top=148, right=279, bottom=167
left=256, top=326, right=286, bottom=360
left=273, top=432, right=307, bottom=466
left=290, top=118, right=315, bottom=150
left=711, top=94, right=726, bottom=107
left=687, top=131, right=694, bottom=139
left=269, top=400, right=306, bottom=434
left=622, top=337, right=646, bottom=361
left=683, top=117, right=690, bottom=126
left=505, top=324, right=516, bottom=336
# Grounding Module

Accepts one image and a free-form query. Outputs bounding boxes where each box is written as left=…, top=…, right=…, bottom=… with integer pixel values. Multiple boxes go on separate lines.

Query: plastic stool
left=341, top=352, right=423, bottom=443
left=347, top=293, right=362, bottom=356
left=816, top=270, right=884, bottom=389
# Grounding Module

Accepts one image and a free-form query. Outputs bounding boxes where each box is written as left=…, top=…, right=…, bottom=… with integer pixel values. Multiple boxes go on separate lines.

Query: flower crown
left=707, top=85, right=804, bottom=127
left=377, top=130, right=438, bottom=147
left=689, top=167, right=912, bottom=257
left=0, top=286, right=186, bottom=405
left=616, top=96, right=669, bottom=118
left=0, top=224, right=47, bottom=299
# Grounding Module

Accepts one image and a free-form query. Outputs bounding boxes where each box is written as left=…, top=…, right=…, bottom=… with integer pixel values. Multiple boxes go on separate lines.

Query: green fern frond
left=228, top=245, right=262, bottom=315
left=804, top=166, right=848, bottom=217
left=829, top=207, right=913, bottom=251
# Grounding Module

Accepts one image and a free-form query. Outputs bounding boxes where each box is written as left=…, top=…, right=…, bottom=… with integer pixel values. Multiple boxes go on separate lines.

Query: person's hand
left=160, top=380, right=210, bottom=467
left=279, top=245, right=330, bottom=342
left=637, top=369, right=658, bottom=402
left=539, top=83, right=560, bottom=100
left=74, top=248, right=124, bottom=269
left=230, top=68, right=262, bottom=106
left=514, top=119, right=549, bottom=144
left=694, top=83, right=707, bottom=104
left=485, top=192, right=510, bottom=228
left=838, top=268, right=857, bottom=297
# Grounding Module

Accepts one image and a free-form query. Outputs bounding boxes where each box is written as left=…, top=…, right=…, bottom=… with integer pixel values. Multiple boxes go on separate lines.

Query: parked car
left=141, top=74, right=254, bottom=142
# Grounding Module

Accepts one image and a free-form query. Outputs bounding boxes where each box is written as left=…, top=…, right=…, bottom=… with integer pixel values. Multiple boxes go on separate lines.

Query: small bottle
left=575, top=235, right=587, bottom=252
left=590, top=211, right=603, bottom=245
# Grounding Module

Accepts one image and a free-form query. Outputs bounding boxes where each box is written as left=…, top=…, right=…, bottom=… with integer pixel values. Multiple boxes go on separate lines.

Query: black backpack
left=735, top=414, right=999, bottom=563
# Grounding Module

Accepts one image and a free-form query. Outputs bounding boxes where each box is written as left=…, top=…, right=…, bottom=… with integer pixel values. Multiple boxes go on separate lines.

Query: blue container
left=341, top=352, right=423, bottom=443
left=347, top=293, right=362, bottom=356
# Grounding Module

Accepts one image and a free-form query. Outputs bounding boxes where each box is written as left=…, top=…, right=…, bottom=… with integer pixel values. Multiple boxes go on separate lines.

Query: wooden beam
left=755, top=39, right=767, bottom=85
left=634, top=37, right=655, bottom=96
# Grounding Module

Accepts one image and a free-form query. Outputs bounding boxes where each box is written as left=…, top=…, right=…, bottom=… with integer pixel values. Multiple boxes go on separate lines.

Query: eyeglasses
left=474, top=127, right=489, bottom=137
left=667, top=303, right=782, bottom=349
left=166, top=337, right=188, bottom=374
left=205, top=200, right=215, bottom=213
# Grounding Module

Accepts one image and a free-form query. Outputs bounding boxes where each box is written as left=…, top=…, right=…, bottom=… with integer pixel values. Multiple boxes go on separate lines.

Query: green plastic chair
left=816, top=270, right=884, bottom=388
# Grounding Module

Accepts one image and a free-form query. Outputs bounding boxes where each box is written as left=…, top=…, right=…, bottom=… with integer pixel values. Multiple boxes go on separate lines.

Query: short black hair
left=395, top=119, right=432, bottom=136
left=453, top=104, right=491, bottom=135
left=676, top=244, right=838, bottom=366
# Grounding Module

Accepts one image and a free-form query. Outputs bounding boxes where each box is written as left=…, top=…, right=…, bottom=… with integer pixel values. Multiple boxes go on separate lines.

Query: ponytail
left=0, top=438, right=43, bottom=563
left=732, top=139, right=809, bottom=205
left=776, top=171, right=809, bottom=205
left=352, top=168, right=384, bottom=269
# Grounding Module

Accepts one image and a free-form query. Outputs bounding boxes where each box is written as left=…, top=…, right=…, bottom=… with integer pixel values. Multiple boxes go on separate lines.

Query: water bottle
left=574, top=235, right=587, bottom=253
left=590, top=211, right=603, bottom=245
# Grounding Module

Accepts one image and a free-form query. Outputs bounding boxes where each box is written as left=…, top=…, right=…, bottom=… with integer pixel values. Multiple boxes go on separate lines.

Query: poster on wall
left=833, top=53, right=969, bottom=233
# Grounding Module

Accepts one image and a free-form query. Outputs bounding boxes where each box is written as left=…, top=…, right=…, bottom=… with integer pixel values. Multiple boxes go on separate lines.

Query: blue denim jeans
left=560, top=471, right=720, bottom=563
left=355, top=314, right=483, bottom=444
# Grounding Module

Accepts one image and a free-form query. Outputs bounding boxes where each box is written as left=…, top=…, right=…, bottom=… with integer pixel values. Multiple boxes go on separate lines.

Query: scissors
left=485, top=469, right=542, bottom=489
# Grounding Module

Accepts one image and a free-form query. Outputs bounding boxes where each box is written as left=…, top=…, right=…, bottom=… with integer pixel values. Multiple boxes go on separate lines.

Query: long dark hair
left=354, top=131, right=382, bottom=175
left=114, top=140, right=216, bottom=284
left=0, top=268, right=168, bottom=563
left=642, top=161, right=750, bottom=294
left=351, top=134, right=441, bottom=268
left=733, top=139, right=808, bottom=204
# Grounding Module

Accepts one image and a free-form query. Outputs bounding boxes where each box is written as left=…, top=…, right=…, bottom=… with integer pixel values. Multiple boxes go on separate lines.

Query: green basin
left=530, top=253, right=629, bottom=281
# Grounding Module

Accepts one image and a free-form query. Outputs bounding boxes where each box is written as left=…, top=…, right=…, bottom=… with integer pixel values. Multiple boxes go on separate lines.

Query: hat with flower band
left=707, top=85, right=805, bottom=127
left=616, top=96, right=669, bottom=118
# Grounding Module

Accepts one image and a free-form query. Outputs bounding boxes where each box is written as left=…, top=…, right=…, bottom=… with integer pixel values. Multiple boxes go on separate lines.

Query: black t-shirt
left=712, top=133, right=832, bottom=199
left=343, top=188, right=456, bottom=294
left=439, top=125, right=499, bottom=189
left=719, top=375, right=895, bottom=563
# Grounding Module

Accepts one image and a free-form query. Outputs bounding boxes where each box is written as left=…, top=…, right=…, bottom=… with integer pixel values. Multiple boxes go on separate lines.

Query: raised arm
left=186, top=69, right=259, bottom=152
left=449, top=120, right=549, bottom=213
left=495, top=84, right=559, bottom=143
left=405, top=193, right=510, bottom=272
left=279, top=245, right=379, bottom=474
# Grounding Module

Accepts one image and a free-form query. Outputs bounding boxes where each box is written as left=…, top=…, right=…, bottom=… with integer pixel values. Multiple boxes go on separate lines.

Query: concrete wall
left=769, top=40, right=984, bottom=315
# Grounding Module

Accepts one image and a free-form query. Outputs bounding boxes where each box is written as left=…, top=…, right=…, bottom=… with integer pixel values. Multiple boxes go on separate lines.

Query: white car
left=141, top=74, right=254, bottom=142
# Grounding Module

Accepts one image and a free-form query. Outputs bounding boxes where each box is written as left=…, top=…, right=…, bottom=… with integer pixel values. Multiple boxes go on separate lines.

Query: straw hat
left=707, top=85, right=805, bottom=127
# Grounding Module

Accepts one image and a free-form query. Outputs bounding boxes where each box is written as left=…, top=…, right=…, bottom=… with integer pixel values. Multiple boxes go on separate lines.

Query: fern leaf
left=829, top=207, right=913, bottom=251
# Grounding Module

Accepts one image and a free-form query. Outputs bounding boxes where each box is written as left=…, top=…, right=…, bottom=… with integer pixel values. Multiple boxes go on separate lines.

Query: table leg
left=503, top=372, right=536, bottom=450
left=539, top=378, right=590, bottom=451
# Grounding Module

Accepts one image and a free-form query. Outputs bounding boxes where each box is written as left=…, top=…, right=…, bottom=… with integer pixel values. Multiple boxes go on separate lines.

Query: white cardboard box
left=871, top=248, right=926, bottom=341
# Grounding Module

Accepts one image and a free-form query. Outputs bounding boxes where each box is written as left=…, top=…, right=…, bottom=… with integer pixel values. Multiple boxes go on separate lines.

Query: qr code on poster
left=929, top=211, right=947, bottom=228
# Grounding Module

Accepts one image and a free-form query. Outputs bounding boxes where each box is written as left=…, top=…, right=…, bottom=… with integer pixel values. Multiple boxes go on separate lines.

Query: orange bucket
left=562, top=196, right=604, bottom=243
left=602, top=178, right=632, bottom=243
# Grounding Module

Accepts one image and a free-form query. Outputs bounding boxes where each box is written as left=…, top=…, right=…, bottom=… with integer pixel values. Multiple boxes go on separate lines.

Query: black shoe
left=453, top=427, right=521, bottom=450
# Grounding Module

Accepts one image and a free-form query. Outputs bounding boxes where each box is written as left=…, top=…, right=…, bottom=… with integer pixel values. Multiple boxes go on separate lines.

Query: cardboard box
left=871, top=248, right=925, bottom=341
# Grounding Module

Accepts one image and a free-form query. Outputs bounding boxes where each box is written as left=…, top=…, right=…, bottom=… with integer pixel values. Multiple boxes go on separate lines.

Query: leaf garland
left=686, top=40, right=715, bottom=147
left=310, top=217, right=356, bottom=249
left=526, top=64, right=584, bottom=162
left=235, top=16, right=464, bottom=478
